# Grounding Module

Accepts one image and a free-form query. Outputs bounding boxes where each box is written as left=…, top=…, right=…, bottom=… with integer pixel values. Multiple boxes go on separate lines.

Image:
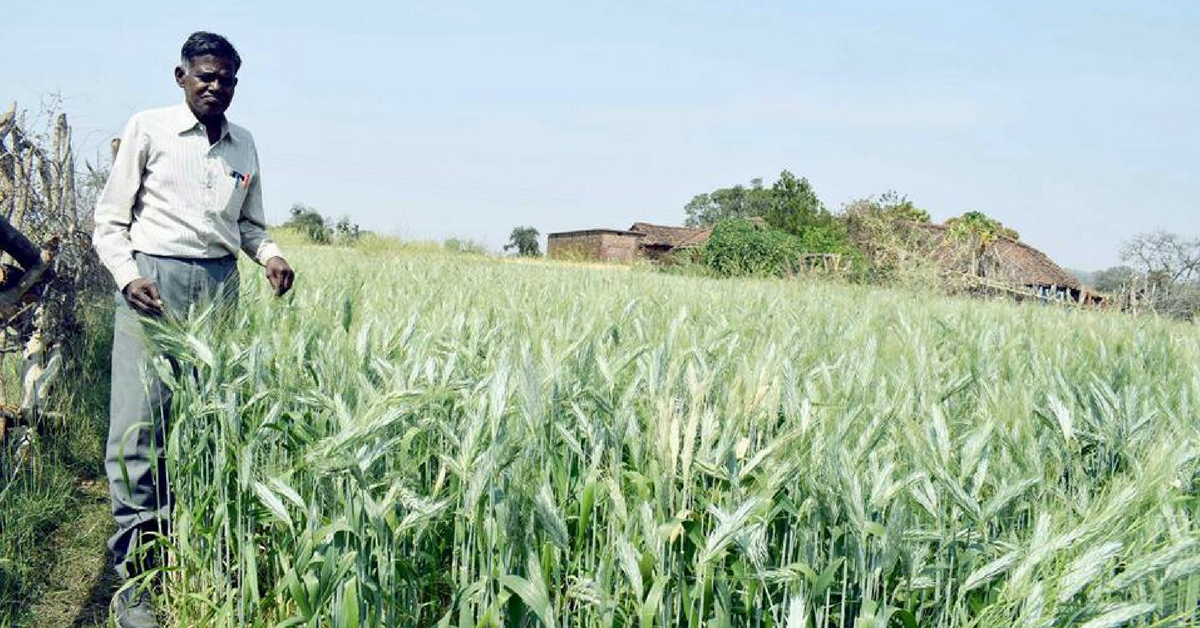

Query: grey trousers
left=105, top=252, right=239, bottom=579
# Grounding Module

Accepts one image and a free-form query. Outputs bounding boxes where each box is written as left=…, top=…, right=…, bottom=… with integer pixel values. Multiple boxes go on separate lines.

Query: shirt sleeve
left=238, top=144, right=285, bottom=265
left=92, top=114, right=148, bottom=291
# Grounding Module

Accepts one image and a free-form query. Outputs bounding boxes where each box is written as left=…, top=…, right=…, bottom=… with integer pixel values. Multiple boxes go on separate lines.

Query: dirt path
left=25, top=479, right=115, bottom=628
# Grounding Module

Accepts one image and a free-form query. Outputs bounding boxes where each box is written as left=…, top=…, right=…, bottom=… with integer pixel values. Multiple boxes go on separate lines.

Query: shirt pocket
left=218, top=166, right=255, bottom=220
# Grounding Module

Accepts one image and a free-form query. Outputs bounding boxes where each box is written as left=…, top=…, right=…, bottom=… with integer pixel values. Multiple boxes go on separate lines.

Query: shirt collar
left=172, top=103, right=236, bottom=142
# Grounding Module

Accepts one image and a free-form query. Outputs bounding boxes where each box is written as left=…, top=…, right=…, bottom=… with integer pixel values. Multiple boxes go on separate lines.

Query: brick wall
left=597, top=233, right=640, bottom=262
left=548, top=233, right=601, bottom=260
left=548, top=232, right=642, bottom=262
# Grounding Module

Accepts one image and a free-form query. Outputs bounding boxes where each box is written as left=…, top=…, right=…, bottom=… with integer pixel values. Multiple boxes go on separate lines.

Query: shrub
left=701, top=219, right=803, bottom=277
left=283, top=204, right=362, bottom=246
left=332, top=216, right=362, bottom=245
left=283, top=204, right=331, bottom=244
left=443, top=237, right=488, bottom=256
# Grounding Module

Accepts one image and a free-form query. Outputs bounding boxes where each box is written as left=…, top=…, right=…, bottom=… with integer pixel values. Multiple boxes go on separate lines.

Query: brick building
left=547, top=222, right=712, bottom=263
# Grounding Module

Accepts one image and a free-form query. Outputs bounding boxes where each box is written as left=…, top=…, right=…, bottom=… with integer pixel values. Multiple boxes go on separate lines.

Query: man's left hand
left=265, top=256, right=294, bottom=296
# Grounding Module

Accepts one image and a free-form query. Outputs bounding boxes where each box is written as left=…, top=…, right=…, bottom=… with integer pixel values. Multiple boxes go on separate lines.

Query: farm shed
left=547, top=222, right=712, bottom=262
left=627, top=222, right=712, bottom=260
left=912, top=223, right=1101, bottom=304
left=546, top=229, right=643, bottom=262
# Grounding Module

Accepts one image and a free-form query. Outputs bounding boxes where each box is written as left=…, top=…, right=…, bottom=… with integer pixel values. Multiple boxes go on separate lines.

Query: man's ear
left=174, top=64, right=186, bottom=87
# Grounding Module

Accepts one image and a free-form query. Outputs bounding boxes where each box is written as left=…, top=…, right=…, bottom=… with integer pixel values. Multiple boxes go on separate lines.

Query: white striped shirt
left=93, top=103, right=284, bottom=290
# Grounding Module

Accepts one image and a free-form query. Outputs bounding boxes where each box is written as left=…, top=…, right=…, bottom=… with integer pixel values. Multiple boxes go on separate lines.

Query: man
left=92, top=31, right=294, bottom=628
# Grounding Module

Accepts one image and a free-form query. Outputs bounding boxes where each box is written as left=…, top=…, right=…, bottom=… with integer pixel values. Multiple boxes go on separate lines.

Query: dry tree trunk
left=0, top=106, right=72, bottom=448
left=57, top=114, right=78, bottom=232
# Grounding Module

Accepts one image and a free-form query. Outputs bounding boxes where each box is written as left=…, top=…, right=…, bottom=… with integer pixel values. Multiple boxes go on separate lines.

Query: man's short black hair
left=181, top=31, right=242, bottom=72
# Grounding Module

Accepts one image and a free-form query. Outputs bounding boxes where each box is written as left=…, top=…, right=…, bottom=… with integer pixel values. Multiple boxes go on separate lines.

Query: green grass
left=0, top=300, right=113, bottom=627
left=123, top=245, right=1200, bottom=627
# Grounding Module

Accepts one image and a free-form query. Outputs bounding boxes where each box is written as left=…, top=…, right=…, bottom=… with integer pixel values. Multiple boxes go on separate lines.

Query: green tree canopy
left=284, top=203, right=331, bottom=244
left=763, top=171, right=853, bottom=254
left=684, top=171, right=853, bottom=255
left=504, top=226, right=541, bottom=257
left=946, top=211, right=1019, bottom=243
left=283, top=204, right=361, bottom=245
left=683, top=178, right=773, bottom=227
left=1092, top=265, right=1139, bottom=293
left=701, top=218, right=803, bottom=277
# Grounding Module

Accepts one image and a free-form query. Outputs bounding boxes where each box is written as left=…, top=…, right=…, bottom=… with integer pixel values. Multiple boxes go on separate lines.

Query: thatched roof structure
left=912, top=223, right=1079, bottom=290
left=628, top=222, right=712, bottom=249
left=988, top=237, right=1081, bottom=289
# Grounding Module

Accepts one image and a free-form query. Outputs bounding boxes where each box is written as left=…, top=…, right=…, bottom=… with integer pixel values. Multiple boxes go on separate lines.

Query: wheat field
left=144, top=244, right=1200, bottom=628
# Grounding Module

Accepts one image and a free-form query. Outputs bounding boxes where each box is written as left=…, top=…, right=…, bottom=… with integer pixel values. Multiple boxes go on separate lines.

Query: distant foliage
left=284, top=203, right=330, bottom=244
left=1091, top=265, right=1138, bottom=293
left=1120, top=231, right=1200, bottom=286
left=333, top=216, right=361, bottom=244
left=701, top=218, right=803, bottom=277
left=946, top=211, right=1019, bottom=243
left=504, top=226, right=541, bottom=257
left=683, top=177, right=773, bottom=227
left=685, top=171, right=855, bottom=257
left=284, top=204, right=361, bottom=245
left=1118, top=231, right=1200, bottom=319
left=443, top=237, right=488, bottom=256
left=843, top=192, right=936, bottom=285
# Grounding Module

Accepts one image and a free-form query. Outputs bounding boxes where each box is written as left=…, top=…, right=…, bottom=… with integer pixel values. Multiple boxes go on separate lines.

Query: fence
left=0, top=102, right=107, bottom=471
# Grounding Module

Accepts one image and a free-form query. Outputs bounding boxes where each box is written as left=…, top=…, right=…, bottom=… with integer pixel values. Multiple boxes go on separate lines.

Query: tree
left=945, top=211, right=1019, bottom=278
left=683, top=178, right=773, bottom=227
left=1117, top=232, right=1200, bottom=319
left=945, top=211, right=1019, bottom=243
left=284, top=203, right=331, bottom=244
left=763, top=171, right=852, bottom=254
left=504, top=226, right=541, bottom=257
left=444, top=237, right=488, bottom=255
left=874, top=191, right=930, bottom=223
left=763, top=171, right=822, bottom=234
left=842, top=192, right=934, bottom=284
left=283, top=204, right=361, bottom=245
left=1091, top=265, right=1138, bottom=293
left=1119, top=231, right=1200, bottom=286
left=333, top=215, right=361, bottom=244
left=701, top=218, right=803, bottom=277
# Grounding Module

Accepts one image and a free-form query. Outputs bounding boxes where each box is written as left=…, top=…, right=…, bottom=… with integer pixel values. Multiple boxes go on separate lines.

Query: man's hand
left=265, top=256, right=294, bottom=296
left=123, top=277, right=164, bottom=316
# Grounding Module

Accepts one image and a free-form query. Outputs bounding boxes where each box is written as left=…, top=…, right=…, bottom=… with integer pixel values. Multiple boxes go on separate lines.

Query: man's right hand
left=123, top=277, right=164, bottom=316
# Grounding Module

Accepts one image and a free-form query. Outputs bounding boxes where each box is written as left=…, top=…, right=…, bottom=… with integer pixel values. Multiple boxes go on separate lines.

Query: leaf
left=639, top=578, right=666, bottom=628
left=892, top=609, right=919, bottom=628
left=340, top=577, right=361, bottom=628
left=341, top=294, right=354, bottom=332
left=499, top=557, right=557, bottom=628
left=811, top=557, right=844, bottom=594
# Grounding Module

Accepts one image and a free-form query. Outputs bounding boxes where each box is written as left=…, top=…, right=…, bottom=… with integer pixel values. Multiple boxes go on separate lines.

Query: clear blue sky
left=7, top=1, right=1197, bottom=269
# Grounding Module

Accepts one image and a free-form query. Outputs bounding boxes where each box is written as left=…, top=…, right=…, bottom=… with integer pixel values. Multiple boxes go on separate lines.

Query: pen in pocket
left=229, top=170, right=252, bottom=189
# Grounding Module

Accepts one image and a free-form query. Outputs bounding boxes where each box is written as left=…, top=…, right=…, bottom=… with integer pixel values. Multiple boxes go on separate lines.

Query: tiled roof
left=628, top=222, right=713, bottom=248
left=912, top=222, right=1080, bottom=289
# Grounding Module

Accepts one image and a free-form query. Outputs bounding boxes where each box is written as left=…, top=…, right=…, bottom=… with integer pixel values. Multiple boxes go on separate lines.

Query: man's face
left=175, top=54, right=238, bottom=119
